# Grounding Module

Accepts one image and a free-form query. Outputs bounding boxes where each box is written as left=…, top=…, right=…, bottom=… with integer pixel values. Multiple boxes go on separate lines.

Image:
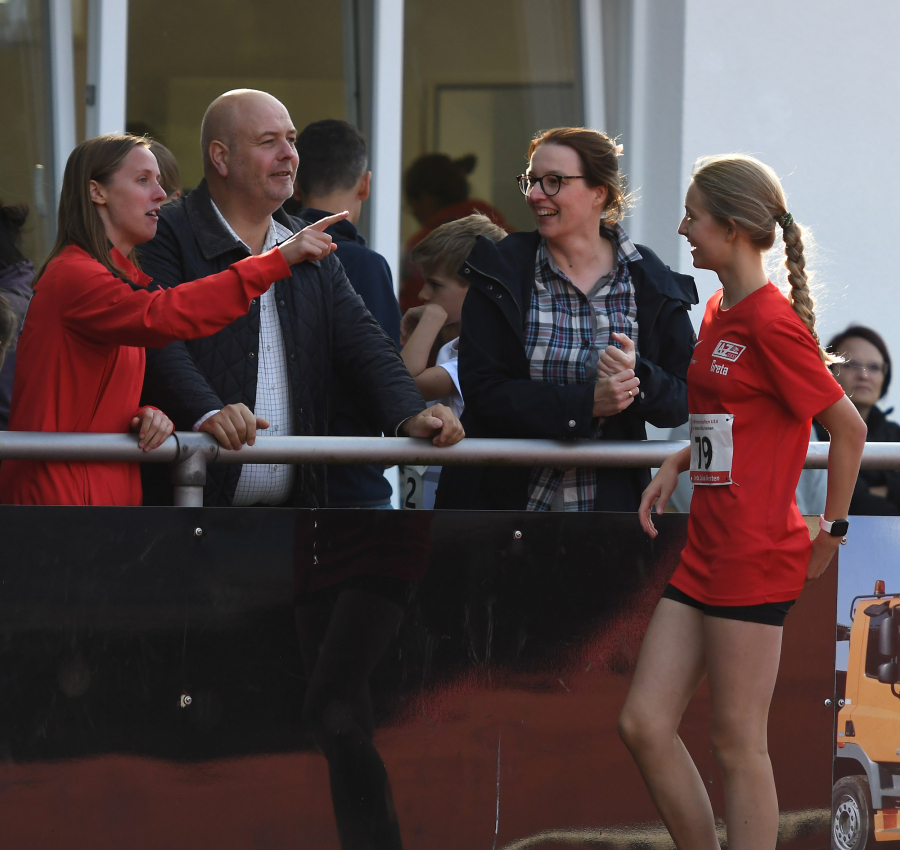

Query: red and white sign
left=712, top=340, right=746, bottom=362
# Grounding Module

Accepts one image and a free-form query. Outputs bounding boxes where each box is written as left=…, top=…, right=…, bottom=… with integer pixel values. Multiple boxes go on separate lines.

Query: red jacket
left=0, top=244, right=290, bottom=506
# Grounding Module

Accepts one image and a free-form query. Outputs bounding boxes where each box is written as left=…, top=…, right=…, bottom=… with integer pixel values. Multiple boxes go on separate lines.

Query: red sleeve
left=55, top=248, right=290, bottom=348
left=756, top=317, right=845, bottom=421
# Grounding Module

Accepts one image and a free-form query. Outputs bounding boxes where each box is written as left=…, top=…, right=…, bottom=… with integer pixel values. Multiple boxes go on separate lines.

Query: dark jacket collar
left=184, top=179, right=303, bottom=261
left=465, top=229, right=699, bottom=311
left=297, top=207, right=365, bottom=246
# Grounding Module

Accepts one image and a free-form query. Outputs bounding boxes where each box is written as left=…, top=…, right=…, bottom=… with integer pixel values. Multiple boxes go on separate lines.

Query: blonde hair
left=411, top=212, right=507, bottom=279
left=528, top=127, right=631, bottom=223
left=691, top=154, right=834, bottom=364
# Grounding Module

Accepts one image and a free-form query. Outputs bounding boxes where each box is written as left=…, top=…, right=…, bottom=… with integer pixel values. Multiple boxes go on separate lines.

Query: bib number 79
left=689, top=413, right=734, bottom=485
left=694, top=435, right=713, bottom=470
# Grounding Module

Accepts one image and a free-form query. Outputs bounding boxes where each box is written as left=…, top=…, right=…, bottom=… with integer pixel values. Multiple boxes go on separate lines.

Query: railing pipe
left=2, top=432, right=900, bottom=469
left=0, top=432, right=179, bottom=462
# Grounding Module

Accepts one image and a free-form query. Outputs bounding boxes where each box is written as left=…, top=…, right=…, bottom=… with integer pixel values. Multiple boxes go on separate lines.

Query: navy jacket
left=435, top=230, right=698, bottom=510
left=138, top=181, right=424, bottom=507
left=0, top=260, right=34, bottom=431
left=298, top=208, right=402, bottom=507
left=814, top=406, right=900, bottom=515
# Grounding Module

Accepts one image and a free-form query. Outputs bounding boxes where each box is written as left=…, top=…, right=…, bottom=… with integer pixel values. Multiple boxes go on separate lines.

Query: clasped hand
left=593, top=332, right=640, bottom=418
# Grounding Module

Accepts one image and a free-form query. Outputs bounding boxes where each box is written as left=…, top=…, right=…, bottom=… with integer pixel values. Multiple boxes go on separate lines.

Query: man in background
left=293, top=119, right=401, bottom=508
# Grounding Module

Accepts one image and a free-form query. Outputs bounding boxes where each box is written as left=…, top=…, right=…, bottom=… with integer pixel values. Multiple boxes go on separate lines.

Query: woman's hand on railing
left=130, top=407, right=175, bottom=452
left=199, top=403, right=270, bottom=450
left=398, top=403, right=465, bottom=447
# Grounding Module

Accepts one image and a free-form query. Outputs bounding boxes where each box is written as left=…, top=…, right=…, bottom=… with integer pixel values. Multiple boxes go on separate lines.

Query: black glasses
left=839, top=360, right=888, bottom=376
left=517, top=173, right=585, bottom=197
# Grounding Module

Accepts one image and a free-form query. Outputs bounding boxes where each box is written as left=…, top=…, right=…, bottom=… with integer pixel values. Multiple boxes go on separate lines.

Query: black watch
left=819, top=515, right=850, bottom=538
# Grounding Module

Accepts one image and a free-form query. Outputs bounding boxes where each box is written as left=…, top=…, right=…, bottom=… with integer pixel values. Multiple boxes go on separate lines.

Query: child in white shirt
left=400, top=213, right=507, bottom=507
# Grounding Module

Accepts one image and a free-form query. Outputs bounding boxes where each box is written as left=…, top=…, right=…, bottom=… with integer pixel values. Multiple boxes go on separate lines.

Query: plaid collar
left=537, top=221, right=642, bottom=283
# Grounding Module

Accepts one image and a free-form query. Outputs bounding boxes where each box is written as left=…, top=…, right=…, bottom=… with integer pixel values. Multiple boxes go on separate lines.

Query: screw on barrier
left=838, top=699, right=845, bottom=707
left=514, top=531, right=522, bottom=540
left=824, top=698, right=833, bottom=707
left=180, top=693, right=192, bottom=708
left=194, top=528, right=203, bottom=537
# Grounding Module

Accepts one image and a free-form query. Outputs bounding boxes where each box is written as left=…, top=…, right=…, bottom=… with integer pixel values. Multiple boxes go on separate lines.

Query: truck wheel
left=832, top=775, right=875, bottom=850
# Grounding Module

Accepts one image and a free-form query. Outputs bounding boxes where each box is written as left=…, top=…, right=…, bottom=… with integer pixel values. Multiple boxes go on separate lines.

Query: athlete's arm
left=806, top=395, right=867, bottom=580
left=638, top=446, right=691, bottom=538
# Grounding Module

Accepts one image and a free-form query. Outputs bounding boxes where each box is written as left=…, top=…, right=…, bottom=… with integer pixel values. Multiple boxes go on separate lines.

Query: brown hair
left=828, top=325, right=892, bottom=398
left=690, top=154, right=833, bottom=364
left=35, top=134, right=150, bottom=286
left=0, top=200, right=29, bottom=269
left=411, top=212, right=507, bottom=279
left=149, top=139, right=182, bottom=198
left=527, top=127, right=629, bottom=222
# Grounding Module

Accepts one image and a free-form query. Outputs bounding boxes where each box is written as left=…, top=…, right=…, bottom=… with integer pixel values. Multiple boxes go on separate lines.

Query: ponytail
left=779, top=217, right=834, bottom=365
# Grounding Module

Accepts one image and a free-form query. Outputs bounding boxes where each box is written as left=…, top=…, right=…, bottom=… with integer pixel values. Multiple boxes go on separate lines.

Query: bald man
left=138, top=90, right=462, bottom=507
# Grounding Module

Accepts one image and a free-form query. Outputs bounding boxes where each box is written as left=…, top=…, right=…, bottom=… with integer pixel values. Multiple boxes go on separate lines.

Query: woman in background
left=822, top=325, right=900, bottom=513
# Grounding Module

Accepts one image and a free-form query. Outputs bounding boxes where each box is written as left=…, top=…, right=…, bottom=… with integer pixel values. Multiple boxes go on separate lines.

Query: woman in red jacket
left=0, top=134, right=345, bottom=506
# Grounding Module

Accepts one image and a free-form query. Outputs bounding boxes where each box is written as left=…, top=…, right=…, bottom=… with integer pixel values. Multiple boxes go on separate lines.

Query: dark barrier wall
left=0, top=509, right=836, bottom=848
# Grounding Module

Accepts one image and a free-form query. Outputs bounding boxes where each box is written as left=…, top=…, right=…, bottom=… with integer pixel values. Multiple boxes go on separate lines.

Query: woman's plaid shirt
left=524, top=224, right=641, bottom=511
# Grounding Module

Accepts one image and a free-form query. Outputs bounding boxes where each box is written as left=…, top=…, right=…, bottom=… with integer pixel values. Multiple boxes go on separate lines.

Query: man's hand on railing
left=199, top=403, right=270, bottom=450
left=398, top=404, right=465, bottom=447
left=130, top=406, right=175, bottom=452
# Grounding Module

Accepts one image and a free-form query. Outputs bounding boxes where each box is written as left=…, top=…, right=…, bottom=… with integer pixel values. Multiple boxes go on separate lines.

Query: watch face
left=831, top=520, right=850, bottom=537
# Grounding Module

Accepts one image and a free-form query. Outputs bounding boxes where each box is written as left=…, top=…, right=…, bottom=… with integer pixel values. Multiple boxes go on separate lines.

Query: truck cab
left=834, top=581, right=900, bottom=849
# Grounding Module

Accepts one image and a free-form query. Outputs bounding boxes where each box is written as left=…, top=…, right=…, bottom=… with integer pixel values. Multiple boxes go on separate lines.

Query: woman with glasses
left=817, top=325, right=900, bottom=514
left=435, top=127, right=698, bottom=511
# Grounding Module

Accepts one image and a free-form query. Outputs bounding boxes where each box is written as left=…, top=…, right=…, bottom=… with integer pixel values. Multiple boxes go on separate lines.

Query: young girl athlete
left=619, top=155, right=867, bottom=850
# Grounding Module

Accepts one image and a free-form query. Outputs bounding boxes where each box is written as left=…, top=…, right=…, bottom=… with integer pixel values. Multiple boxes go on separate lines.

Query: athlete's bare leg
left=704, top=616, right=783, bottom=850
left=618, top=598, right=720, bottom=849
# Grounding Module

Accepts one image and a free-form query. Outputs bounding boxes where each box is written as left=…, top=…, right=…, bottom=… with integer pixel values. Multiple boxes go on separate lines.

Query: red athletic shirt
left=0, top=244, right=289, bottom=506
left=670, top=283, right=845, bottom=605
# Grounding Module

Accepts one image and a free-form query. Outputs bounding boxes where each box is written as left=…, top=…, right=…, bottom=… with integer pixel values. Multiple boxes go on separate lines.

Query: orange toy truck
left=833, top=580, right=900, bottom=849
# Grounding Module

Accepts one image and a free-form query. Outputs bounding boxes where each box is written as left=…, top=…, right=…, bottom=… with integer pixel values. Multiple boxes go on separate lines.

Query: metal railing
left=1, top=431, right=899, bottom=506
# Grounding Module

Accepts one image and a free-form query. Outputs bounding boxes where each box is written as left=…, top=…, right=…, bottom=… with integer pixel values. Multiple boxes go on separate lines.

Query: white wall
left=679, top=0, right=900, bottom=412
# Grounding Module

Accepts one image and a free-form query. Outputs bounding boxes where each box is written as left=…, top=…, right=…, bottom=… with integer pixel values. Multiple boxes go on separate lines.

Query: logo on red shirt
left=712, top=340, right=746, bottom=362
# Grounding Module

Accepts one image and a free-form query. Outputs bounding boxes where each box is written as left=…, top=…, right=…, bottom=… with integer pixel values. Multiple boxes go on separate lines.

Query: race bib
left=689, top=413, right=734, bottom=485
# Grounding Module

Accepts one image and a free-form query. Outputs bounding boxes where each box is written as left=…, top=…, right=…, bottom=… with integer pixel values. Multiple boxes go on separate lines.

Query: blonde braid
left=781, top=218, right=833, bottom=364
